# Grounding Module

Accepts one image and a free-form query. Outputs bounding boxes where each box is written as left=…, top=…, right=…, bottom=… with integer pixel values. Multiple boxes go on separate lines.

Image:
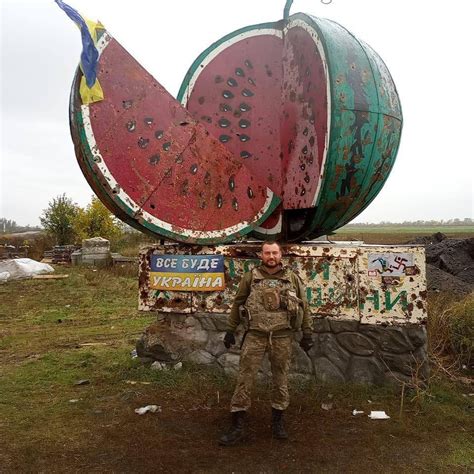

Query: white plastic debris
left=130, top=349, right=138, bottom=359
left=134, top=405, right=161, bottom=415
left=0, top=258, right=54, bottom=282
left=173, top=362, right=183, bottom=370
left=368, top=410, right=390, bottom=420
left=151, top=361, right=164, bottom=370
left=0, top=271, right=10, bottom=283
left=352, top=409, right=364, bottom=416
left=321, top=402, right=333, bottom=411
left=69, top=399, right=80, bottom=403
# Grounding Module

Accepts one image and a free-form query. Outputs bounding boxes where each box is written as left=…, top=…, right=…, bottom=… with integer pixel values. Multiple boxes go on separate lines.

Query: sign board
left=149, top=255, right=225, bottom=292
left=139, top=243, right=427, bottom=325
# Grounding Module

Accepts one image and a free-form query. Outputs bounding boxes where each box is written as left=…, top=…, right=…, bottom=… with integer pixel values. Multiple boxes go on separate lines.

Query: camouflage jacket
left=227, top=265, right=312, bottom=335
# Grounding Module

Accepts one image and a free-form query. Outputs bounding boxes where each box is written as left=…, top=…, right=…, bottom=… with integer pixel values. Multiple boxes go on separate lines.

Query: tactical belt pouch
left=262, top=288, right=281, bottom=311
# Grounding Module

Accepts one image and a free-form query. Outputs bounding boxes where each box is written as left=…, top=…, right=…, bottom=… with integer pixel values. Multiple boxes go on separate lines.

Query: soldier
left=219, top=241, right=314, bottom=446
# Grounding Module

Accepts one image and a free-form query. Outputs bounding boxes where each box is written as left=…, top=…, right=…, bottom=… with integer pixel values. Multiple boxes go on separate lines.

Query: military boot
left=219, top=411, right=245, bottom=446
left=271, top=408, right=288, bottom=440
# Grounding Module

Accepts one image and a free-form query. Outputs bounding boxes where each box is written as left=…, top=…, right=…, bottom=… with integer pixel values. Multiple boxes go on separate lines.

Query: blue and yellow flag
left=55, top=0, right=104, bottom=104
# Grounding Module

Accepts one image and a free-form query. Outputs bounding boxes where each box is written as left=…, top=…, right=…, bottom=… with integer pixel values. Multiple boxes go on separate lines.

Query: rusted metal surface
left=70, top=32, right=279, bottom=245
left=179, top=13, right=402, bottom=242
left=139, top=243, right=427, bottom=324
left=66, top=10, right=401, bottom=245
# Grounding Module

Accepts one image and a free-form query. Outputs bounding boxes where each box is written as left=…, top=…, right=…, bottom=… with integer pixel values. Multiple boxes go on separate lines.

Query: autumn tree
left=40, top=194, right=80, bottom=245
left=74, top=196, right=123, bottom=241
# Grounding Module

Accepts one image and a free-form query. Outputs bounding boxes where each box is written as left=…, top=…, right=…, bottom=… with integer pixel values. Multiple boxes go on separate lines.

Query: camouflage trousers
left=230, top=333, right=293, bottom=412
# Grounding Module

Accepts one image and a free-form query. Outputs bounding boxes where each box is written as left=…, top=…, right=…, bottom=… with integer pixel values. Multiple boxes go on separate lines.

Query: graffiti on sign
left=149, top=255, right=225, bottom=292
left=368, top=253, right=414, bottom=277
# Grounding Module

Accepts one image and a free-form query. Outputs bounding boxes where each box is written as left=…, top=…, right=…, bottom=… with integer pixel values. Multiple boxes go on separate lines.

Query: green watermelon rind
left=72, top=33, right=281, bottom=245
left=294, top=14, right=402, bottom=238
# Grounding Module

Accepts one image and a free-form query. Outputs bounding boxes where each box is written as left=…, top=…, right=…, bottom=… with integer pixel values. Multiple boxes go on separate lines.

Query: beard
left=263, top=259, right=280, bottom=268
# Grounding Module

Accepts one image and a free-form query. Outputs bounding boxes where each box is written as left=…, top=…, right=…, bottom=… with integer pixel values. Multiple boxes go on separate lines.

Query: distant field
left=333, top=225, right=473, bottom=244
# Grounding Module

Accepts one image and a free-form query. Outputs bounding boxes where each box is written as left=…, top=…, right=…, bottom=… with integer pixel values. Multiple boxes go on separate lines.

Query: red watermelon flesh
left=71, top=32, right=280, bottom=243
left=180, top=22, right=328, bottom=235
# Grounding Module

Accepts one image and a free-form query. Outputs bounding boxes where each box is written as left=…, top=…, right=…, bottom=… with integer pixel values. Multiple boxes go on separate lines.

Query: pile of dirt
left=408, top=233, right=474, bottom=294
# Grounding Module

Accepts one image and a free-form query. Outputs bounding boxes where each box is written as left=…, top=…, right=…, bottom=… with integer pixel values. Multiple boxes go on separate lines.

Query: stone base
left=136, top=313, right=429, bottom=386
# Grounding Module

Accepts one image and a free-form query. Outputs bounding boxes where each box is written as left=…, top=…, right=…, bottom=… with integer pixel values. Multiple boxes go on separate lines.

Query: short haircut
left=261, top=240, right=282, bottom=252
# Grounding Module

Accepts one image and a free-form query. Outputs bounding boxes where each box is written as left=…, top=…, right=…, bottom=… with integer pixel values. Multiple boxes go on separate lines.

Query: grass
left=1, top=265, right=473, bottom=472
left=333, top=224, right=474, bottom=244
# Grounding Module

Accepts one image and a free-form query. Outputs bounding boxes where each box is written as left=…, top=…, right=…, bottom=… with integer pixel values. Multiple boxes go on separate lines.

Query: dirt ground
left=2, top=368, right=473, bottom=474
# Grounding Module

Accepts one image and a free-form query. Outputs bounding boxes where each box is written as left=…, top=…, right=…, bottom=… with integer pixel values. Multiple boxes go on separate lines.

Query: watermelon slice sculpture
left=65, top=3, right=402, bottom=244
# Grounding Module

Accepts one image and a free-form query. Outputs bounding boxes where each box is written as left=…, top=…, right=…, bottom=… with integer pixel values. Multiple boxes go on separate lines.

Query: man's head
left=261, top=241, right=282, bottom=269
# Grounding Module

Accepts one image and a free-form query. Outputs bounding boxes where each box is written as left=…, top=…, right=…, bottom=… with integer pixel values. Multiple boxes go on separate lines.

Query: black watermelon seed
left=219, top=135, right=231, bottom=143
left=218, top=118, right=231, bottom=128
left=204, top=172, right=211, bottom=185
left=181, top=180, right=189, bottom=196
left=155, top=130, right=164, bottom=139
left=190, top=164, right=198, bottom=174
left=126, top=120, right=136, bottom=132
left=239, top=103, right=251, bottom=112
left=239, top=134, right=250, bottom=142
left=149, top=154, right=160, bottom=165
left=144, top=117, right=154, bottom=126
left=227, top=77, right=238, bottom=87
left=235, top=67, right=245, bottom=77
left=300, top=163, right=306, bottom=171
left=240, top=150, right=252, bottom=159
left=247, top=187, right=254, bottom=198
left=244, top=59, right=253, bottom=69
left=216, top=194, right=223, bottom=208
left=309, top=136, right=315, bottom=147
left=222, top=90, right=234, bottom=99
left=305, top=67, right=311, bottom=77
left=242, top=88, right=254, bottom=97
left=304, top=174, right=310, bottom=184
left=289, top=91, right=296, bottom=102
left=300, top=188, right=306, bottom=196
left=198, top=96, right=205, bottom=105
left=122, top=100, right=133, bottom=109
left=164, top=168, right=172, bottom=178
left=303, top=127, right=309, bottom=136
left=239, top=119, right=250, bottom=129
left=228, top=176, right=235, bottom=191
left=215, top=75, right=223, bottom=83
left=220, top=103, right=232, bottom=112
left=248, top=77, right=256, bottom=86
left=150, top=203, right=156, bottom=209
left=175, top=155, right=183, bottom=164
left=302, top=145, right=308, bottom=155
left=199, top=200, right=206, bottom=210
left=163, top=142, right=171, bottom=152
left=138, top=137, right=149, bottom=149
left=232, top=197, right=239, bottom=211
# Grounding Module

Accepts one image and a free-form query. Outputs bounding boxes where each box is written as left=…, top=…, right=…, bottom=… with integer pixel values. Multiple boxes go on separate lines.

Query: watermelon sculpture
left=63, top=1, right=402, bottom=244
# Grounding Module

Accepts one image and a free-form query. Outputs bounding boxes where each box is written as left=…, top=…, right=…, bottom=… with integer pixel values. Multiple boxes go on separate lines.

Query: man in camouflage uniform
left=219, top=241, right=314, bottom=446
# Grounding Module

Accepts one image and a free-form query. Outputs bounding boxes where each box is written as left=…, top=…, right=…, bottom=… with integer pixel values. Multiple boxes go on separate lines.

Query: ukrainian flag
left=56, top=0, right=104, bottom=104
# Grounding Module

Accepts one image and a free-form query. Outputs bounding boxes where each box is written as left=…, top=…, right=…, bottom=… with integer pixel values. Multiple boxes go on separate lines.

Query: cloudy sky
left=1, top=0, right=473, bottom=226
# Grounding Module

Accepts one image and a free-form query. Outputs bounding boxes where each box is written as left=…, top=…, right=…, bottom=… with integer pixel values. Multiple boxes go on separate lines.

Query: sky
left=1, top=0, right=473, bottom=227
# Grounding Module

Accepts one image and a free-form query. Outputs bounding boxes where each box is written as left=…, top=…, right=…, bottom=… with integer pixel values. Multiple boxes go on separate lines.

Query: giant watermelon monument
left=57, top=0, right=428, bottom=385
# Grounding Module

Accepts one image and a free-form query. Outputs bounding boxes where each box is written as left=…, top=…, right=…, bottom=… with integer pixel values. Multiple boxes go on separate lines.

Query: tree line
left=346, top=218, right=473, bottom=227
left=38, top=194, right=123, bottom=245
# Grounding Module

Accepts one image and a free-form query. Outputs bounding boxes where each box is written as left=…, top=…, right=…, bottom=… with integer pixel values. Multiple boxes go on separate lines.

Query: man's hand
left=223, top=332, right=236, bottom=349
left=299, top=333, right=313, bottom=352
